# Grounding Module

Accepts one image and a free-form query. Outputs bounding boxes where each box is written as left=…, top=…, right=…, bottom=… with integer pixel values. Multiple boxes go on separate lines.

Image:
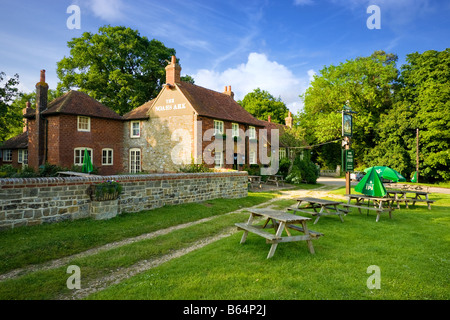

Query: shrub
left=277, top=158, right=291, bottom=178
left=286, top=154, right=319, bottom=184
left=0, top=164, right=18, bottom=178
left=178, top=162, right=212, bottom=173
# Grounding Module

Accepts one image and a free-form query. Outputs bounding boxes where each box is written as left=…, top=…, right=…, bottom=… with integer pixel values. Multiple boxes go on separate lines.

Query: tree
left=299, top=51, right=399, bottom=169
left=0, top=72, right=21, bottom=142
left=56, top=25, right=176, bottom=115
left=238, top=88, right=289, bottom=124
left=370, top=49, right=450, bottom=182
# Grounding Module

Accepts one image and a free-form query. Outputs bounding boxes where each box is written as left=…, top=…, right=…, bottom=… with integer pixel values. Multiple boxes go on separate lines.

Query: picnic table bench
left=235, top=208, right=323, bottom=259
left=288, top=197, right=346, bottom=224
left=344, top=194, right=394, bottom=222
left=265, top=174, right=285, bottom=187
left=386, top=189, right=434, bottom=210
left=248, top=175, right=262, bottom=189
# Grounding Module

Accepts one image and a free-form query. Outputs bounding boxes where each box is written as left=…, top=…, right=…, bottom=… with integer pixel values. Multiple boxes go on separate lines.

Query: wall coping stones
left=0, top=171, right=248, bottom=188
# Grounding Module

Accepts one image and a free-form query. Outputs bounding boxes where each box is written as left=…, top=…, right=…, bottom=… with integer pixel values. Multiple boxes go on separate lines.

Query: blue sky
left=1, top=0, right=449, bottom=114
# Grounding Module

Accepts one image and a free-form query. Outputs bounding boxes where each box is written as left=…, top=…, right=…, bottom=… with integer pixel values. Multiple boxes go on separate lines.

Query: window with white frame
left=249, top=151, right=257, bottom=164
left=74, top=148, right=93, bottom=166
left=129, top=148, right=141, bottom=173
left=102, top=148, right=113, bottom=165
left=248, top=126, right=256, bottom=139
left=77, top=116, right=91, bottom=132
left=18, top=149, right=28, bottom=164
left=279, top=148, right=287, bottom=160
left=232, top=123, right=239, bottom=137
left=130, top=121, right=140, bottom=138
left=2, top=149, right=12, bottom=162
left=214, top=120, right=224, bottom=135
left=214, top=151, right=223, bottom=168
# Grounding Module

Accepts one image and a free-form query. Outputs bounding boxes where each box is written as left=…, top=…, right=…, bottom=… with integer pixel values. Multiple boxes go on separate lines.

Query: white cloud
left=193, top=53, right=314, bottom=114
left=89, top=0, right=125, bottom=21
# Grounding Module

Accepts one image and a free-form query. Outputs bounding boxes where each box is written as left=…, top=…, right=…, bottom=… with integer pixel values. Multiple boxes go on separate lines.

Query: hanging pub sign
left=342, top=113, right=353, bottom=137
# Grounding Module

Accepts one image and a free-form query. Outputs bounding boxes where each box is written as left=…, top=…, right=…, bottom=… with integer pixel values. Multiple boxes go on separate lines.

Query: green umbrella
left=355, top=167, right=387, bottom=197
left=82, top=148, right=93, bottom=174
left=363, top=166, right=406, bottom=182
left=411, top=171, right=418, bottom=183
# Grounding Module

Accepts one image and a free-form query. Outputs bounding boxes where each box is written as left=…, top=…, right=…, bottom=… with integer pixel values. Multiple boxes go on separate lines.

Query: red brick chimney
left=28, top=69, right=48, bottom=169
left=223, top=85, right=234, bottom=100
left=165, top=55, right=181, bottom=86
left=22, top=101, right=32, bottom=133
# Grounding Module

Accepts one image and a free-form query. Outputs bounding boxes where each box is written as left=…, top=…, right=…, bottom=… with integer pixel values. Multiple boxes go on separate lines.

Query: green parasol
left=411, top=171, right=418, bottom=183
left=82, top=148, right=93, bottom=174
left=355, top=167, right=387, bottom=197
left=363, top=166, right=406, bottom=183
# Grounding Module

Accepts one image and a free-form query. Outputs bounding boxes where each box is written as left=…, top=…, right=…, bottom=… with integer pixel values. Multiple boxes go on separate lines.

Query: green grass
left=87, top=194, right=450, bottom=300
left=0, top=192, right=277, bottom=274
left=0, top=187, right=448, bottom=300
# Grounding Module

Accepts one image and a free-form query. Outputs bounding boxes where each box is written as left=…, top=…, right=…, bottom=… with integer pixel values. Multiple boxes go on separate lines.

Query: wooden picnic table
left=235, top=208, right=323, bottom=259
left=288, top=197, right=345, bottom=224
left=344, top=194, right=394, bottom=222
left=385, top=189, right=434, bottom=210
left=248, top=175, right=262, bottom=189
left=265, top=174, right=285, bottom=187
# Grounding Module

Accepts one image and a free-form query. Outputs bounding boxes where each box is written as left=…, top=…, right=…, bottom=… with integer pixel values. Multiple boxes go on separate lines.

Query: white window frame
left=249, top=151, right=257, bottom=164
left=102, top=148, right=113, bottom=166
left=77, top=116, right=91, bottom=132
left=249, top=126, right=256, bottom=139
left=130, top=121, right=140, bottom=138
left=214, top=120, right=224, bottom=135
left=74, top=147, right=93, bottom=166
left=129, top=148, right=141, bottom=173
left=232, top=123, right=239, bottom=137
left=2, top=149, right=12, bottom=162
left=18, top=149, right=28, bottom=164
left=214, top=151, right=224, bottom=168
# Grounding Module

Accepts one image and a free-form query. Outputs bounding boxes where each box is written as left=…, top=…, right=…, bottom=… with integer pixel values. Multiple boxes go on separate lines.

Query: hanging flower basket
left=88, top=180, right=123, bottom=201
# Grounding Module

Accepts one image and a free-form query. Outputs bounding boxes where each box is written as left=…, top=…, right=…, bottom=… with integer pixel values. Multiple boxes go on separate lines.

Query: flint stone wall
left=0, top=171, right=248, bottom=231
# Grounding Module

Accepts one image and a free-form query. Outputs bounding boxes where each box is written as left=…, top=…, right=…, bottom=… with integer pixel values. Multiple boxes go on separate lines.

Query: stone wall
left=0, top=171, right=247, bottom=231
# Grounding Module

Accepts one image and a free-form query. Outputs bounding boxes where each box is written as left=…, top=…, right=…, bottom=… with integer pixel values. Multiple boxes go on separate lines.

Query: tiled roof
left=0, top=131, right=28, bottom=149
left=176, top=82, right=263, bottom=127
left=257, top=120, right=289, bottom=147
left=122, top=99, right=155, bottom=120
left=24, top=91, right=122, bottom=120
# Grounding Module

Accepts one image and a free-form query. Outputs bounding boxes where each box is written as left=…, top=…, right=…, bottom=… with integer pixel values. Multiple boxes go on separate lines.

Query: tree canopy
left=368, top=49, right=450, bottom=182
left=297, top=49, right=450, bottom=182
left=238, top=88, right=289, bottom=124
left=56, top=25, right=177, bottom=115
left=298, top=51, right=399, bottom=169
left=0, top=72, right=21, bottom=142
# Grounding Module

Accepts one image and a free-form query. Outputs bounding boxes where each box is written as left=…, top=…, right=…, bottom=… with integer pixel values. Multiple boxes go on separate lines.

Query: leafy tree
left=238, top=88, right=289, bottom=124
left=299, top=51, right=399, bottom=169
left=0, top=72, right=21, bottom=142
left=370, top=49, right=450, bottom=182
left=56, top=25, right=176, bottom=115
left=181, top=75, right=195, bottom=84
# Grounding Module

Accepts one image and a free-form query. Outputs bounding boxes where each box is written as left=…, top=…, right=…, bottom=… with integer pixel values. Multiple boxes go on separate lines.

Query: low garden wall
left=0, top=171, right=248, bottom=231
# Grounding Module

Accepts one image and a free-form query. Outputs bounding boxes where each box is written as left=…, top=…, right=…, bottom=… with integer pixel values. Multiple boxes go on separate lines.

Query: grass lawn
left=0, top=191, right=278, bottom=274
left=85, top=192, right=449, bottom=300
left=0, top=186, right=448, bottom=300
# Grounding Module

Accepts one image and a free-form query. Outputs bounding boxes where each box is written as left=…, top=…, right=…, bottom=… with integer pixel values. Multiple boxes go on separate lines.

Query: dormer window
left=77, top=116, right=91, bottom=132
